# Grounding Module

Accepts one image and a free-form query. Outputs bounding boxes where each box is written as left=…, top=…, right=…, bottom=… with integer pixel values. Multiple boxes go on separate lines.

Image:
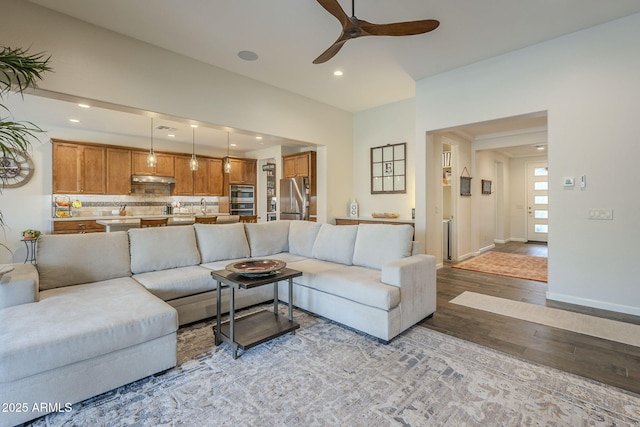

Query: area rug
left=450, top=291, right=640, bottom=347
left=28, top=309, right=640, bottom=427
left=452, top=251, right=547, bottom=282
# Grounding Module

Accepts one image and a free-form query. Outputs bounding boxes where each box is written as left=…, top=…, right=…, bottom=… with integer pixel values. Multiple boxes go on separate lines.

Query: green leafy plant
left=21, top=229, right=41, bottom=239
left=0, top=46, right=52, bottom=251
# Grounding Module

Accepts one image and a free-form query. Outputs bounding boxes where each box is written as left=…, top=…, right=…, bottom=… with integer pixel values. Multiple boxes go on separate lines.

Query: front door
left=526, top=161, right=549, bottom=242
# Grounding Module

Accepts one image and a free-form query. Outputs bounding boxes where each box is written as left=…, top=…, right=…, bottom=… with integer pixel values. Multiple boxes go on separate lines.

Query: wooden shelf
left=216, top=310, right=299, bottom=351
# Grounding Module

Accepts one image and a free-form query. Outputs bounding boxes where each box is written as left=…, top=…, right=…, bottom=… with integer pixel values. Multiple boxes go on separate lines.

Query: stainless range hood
left=131, top=175, right=176, bottom=184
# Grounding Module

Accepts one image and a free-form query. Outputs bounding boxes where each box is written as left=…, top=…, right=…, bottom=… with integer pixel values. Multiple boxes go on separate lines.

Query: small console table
left=21, top=239, right=37, bottom=264
left=210, top=267, right=302, bottom=359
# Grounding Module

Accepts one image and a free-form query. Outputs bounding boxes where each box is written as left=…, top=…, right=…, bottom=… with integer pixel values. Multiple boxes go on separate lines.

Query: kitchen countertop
left=334, top=216, right=414, bottom=224
left=52, top=214, right=229, bottom=222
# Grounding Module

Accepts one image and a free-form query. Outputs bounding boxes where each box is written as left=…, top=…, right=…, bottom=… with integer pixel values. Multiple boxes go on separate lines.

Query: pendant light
left=224, top=132, right=232, bottom=174
left=146, top=117, right=158, bottom=167
left=189, top=125, right=199, bottom=171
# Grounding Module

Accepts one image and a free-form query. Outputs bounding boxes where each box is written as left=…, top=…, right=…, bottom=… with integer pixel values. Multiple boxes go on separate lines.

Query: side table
left=210, top=267, right=302, bottom=359
left=21, top=238, right=37, bottom=264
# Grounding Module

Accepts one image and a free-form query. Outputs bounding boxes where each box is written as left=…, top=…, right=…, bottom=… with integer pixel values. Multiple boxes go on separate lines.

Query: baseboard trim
left=546, top=292, right=640, bottom=316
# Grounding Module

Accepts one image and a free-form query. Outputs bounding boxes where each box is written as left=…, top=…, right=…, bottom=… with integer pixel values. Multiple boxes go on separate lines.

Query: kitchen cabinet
left=53, top=220, right=105, bottom=234
left=52, top=140, right=106, bottom=194
left=283, top=151, right=315, bottom=178
left=173, top=155, right=195, bottom=195
left=196, top=158, right=224, bottom=196
left=226, top=158, right=256, bottom=185
left=106, top=148, right=132, bottom=194
left=131, top=151, right=175, bottom=177
left=174, top=156, right=224, bottom=196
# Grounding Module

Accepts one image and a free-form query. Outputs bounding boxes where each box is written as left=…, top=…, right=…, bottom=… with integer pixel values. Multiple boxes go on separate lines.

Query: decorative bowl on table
left=225, top=259, right=286, bottom=278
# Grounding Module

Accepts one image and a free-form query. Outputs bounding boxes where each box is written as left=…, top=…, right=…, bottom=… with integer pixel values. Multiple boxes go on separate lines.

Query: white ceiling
left=28, top=0, right=640, bottom=112
left=7, top=1, right=640, bottom=153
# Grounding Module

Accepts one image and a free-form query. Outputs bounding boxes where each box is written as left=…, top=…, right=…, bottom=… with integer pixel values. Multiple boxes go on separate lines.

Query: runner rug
left=452, top=251, right=547, bottom=282
left=28, top=308, right=640, bottom=426
left=450, top=291, right=640, bottom=347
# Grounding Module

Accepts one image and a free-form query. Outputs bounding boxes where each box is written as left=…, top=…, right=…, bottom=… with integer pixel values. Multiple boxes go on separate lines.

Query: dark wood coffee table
left=210, top=267, right=302, bottom=359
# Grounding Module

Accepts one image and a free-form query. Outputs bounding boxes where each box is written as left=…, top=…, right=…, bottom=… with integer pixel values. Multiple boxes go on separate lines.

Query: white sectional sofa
left=0, top=220, right=436, bottom=426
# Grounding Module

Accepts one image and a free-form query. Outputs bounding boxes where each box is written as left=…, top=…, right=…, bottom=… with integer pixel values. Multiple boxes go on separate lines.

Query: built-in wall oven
left=229, top=185, right=255, bottom=216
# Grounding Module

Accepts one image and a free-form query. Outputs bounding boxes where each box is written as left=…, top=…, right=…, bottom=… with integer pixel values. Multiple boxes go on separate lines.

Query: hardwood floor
left=419, top=241, right=640, bottom=395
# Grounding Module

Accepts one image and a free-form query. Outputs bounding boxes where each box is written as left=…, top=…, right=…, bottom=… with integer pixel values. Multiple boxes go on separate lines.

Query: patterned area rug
left=29, top=309, right=640, bottom=427
left=452, top=252, right=547, bottom=282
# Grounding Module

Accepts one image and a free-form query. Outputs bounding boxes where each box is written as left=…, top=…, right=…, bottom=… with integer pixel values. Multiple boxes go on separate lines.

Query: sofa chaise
left=0, top=220, right=436, bottom=426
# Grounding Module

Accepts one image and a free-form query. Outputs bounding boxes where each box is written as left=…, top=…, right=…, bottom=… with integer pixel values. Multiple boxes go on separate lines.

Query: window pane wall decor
left=371, top=143, right=406, bottom=194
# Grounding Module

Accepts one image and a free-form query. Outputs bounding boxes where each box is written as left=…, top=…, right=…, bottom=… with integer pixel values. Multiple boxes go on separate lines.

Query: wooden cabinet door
left=208, top=158, right=223, bottom=195
left=294, top=154, right=309, bottom=177
left=283, top=156, right=296, bottom=178
left=106, top=148, right=131, bottom=194
left=192, top=159, right=208, bottom=196
left=173, top=155, right=194, bottom=195
left=53, top=142, right=81, bottom=193
left=242, top=159, right=256, bottom=185
left=131, top=152, right=175, bottom=176
left=81, top=145, right=106, bottom=194
left=227, top=158, right=245, bottom=184
left=155, top=153, right=175, bottom=176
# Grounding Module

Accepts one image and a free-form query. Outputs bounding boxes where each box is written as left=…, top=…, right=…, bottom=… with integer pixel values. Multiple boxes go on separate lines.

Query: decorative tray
left=372, top=212, right=400, bottom=218
left=225, top=259, right=286, bottom=278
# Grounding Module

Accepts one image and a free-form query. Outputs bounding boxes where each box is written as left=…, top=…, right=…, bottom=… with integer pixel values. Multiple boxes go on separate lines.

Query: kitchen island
left=96, top=215, right=237, bottom=232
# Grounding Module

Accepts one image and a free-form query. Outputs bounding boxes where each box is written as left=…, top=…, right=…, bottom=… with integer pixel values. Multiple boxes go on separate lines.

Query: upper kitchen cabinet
left=173, top=155, right=195, bottom=195
left=226, top=158, right=257, bottom=185
left=52, top=140, right=106, bottom=194
left=174, top=156, right=224, bottom=196
left=106, top=148, right=132, bottom=195
left=131, top=151, right=175, bottom=177
left=283, top=151, right=316, bottom=179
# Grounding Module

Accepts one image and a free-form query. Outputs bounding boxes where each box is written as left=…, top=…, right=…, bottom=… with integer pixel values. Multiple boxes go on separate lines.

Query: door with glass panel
left=527, top=162, right=549, bottom=242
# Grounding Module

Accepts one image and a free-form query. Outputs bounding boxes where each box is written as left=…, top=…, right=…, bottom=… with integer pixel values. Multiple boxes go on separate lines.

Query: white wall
left=0, top=0, right=353, bottom=261
left=353, top=98, right=415, bottom=219
left=416, top=12, right=640, bottom=315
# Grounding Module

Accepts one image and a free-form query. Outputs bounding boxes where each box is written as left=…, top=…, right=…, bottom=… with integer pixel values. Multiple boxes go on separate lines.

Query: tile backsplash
left=53, top=194, right=225, bottom=218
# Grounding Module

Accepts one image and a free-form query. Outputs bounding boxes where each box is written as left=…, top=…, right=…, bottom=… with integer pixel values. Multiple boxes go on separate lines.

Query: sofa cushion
left=129, top=226, right=201, bottom=274
left=37, top=231, right=131, bottom=290
left=0, top=278, right=177, bottom=384
left=288, top=220, right=322, bottom=258
left=133, top=265, right=214, bottom=301
left=352, top=224, right=414, bottom=270
left=285, top=259, right=400, bottom=311
left=311, top=224, right=358, bottom=265
left=244, top=221, right=290, bottom=257
left=194, top=223, right=250, bottom=263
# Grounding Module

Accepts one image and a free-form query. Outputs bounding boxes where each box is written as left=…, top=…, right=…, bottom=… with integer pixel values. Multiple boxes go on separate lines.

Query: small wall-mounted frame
left=482, top=179, right=492, bottom=195
left=460, top=177, right=471, bottom=196
left=371, top=142, right=406, bottom=194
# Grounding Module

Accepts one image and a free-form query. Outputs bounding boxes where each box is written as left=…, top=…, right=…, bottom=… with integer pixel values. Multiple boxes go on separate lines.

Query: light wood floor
left=419, top=241, right=640, bottom=395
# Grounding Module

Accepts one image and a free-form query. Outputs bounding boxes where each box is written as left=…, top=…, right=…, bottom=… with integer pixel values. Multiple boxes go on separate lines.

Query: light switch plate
left=588, top=209, right=613, bottom=220
left=563, top=177, right=574, bottom=187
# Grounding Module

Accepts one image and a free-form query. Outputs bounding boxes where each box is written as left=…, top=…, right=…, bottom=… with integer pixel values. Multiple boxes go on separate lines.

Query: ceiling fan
left=313, top=0, right=440, bottom=64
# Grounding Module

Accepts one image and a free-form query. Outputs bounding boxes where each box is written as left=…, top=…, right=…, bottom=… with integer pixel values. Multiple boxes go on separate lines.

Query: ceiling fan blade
left=315, top=0, right=350, bottom=28
left=360, top=19, right=440, bottom=37
left=313, top=37, right=348, bottom=64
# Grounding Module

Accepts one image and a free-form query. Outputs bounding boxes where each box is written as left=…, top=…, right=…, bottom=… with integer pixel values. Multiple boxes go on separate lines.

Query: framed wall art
left=482, top=179, right=492, bottom=195
left=370, top=142, right=406, bottom=194
left=460, top=167, right=472, bottom=196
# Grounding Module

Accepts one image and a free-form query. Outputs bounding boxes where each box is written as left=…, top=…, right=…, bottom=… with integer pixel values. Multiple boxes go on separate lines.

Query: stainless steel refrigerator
left=279, top=177, right=309, bottom=220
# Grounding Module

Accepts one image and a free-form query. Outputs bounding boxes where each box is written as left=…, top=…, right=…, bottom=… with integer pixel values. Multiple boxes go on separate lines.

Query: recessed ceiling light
left=535, top=145, right=545, bottom=150
left=238, top=50, right=258, bottom=61
left=168, top=134, right=175, bottom=138
left=256, top=136, right=263, bottom=140
left=190, top=124, right=198, bottom=128
left=333, top=70, right=343, bottom=76
left=69, top=119, right=80, bottom=123
left=78, top=103, right=90, bottom=108
left=230, top=143, right=237, bottom=147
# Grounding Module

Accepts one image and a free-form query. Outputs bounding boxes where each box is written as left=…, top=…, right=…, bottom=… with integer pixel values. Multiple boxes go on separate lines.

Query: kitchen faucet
left=200, top=198, right=207, bottom=215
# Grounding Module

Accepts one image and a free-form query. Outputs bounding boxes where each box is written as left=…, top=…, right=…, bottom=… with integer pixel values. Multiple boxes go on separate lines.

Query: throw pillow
left=311, top=224, right=358, bottom=265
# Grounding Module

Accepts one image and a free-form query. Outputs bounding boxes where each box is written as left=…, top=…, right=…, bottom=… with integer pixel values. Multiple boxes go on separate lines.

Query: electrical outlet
left=588, top=209, right=613, bottom=220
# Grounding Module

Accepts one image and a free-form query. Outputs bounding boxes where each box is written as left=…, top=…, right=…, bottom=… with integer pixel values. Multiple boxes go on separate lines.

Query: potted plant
left=21, top=229, right=41, bottom=240
left=0, top=46, right=51, bottom=255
